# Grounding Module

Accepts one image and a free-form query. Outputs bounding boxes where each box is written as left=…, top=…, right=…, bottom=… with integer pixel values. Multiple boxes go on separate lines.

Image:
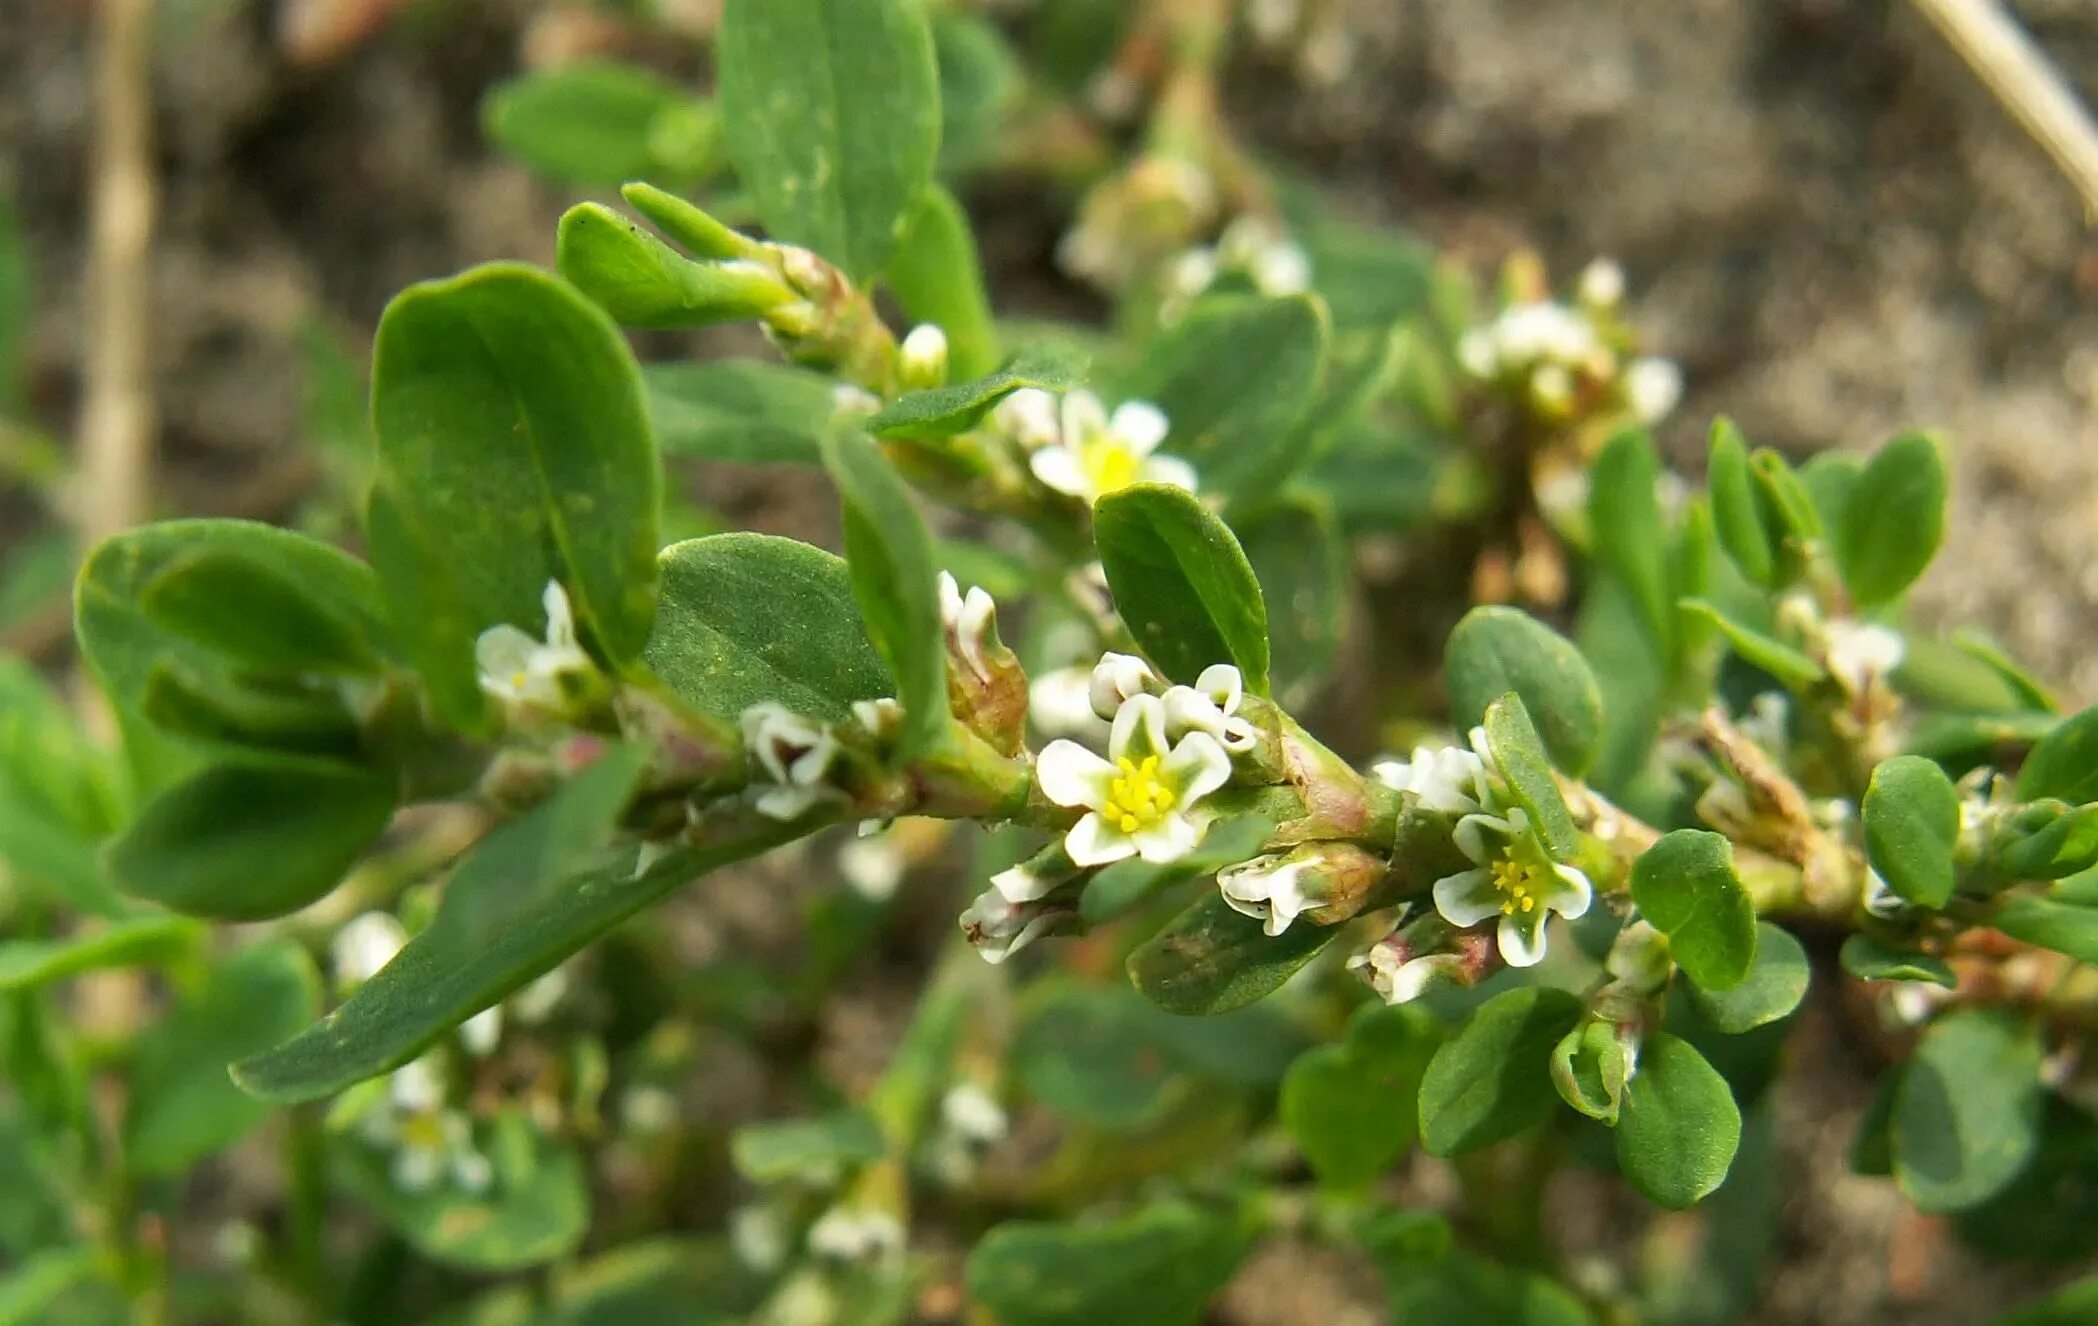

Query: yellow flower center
left=1105, top=754, right=1175, bottom=834
left=399, top=1112, right=446, bottom=1151
left=1490, top=857, right=1548, bottom=916
left=1081, top=437, right=1142, bottom=496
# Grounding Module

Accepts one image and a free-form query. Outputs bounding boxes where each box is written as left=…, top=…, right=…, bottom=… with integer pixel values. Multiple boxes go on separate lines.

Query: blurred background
left=5, top=1, right=2098, bottom=1320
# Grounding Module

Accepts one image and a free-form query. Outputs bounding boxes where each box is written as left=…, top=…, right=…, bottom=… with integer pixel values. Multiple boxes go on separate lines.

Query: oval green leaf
left=1418, top=985, right=1583, bottom=1157
left=1094, top=483, right=1270, bottom=693
left=1614, top=1032, right=1742, bottom=1208
left=1893, top=1008, right=2042, bottom=1212
left=1629, top=829, right=1758, bottom=992
left=1862, top=755, right=1961, bottom=908
left=1445, top=606, right=1604, bottom=777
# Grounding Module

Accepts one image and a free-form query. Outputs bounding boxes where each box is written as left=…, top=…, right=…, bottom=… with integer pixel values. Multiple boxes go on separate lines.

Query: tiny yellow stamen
left=1490, top=857, right=1548, bottom=916
left=1104, top=753, right=1173, bottom=834
left=1081, top=438, right=1142, bottom=496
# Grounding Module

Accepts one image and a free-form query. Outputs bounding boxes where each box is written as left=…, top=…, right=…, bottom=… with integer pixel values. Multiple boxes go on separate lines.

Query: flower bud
left=1348, top=924, right=1495, bottom=1004
left=937, top=573, right=1027, bottom=755
left=1216, top=841, right=1386, bottom=936
left=899, top=323, right=949, bottom=391
left=1088, top=651, right=1158, bottom=719
left=1551, top=1016, right=1640, bottom=1125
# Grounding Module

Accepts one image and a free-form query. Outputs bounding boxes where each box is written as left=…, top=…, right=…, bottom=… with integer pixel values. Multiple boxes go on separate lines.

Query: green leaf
left=1482, top=694, right=1579, bottom=859
left=1094, top=483, right=1270, bottom=693
left=77, top=519, right=386, bottom=744
left=1992, top=894, right=2098, bottom=966
left=1367, top=1241, right=1593, bottom=1326
left=933, top=11, right=1020, bottom=174
left=0, top=1247, right=105, bottom=1326
left=1677, top=599, right=1825, bottom=690
left=1834, top=431, right=1948, bottom=607
left=1281, top=1004, right=1442, bottom=1187
left=1707, top=418, right=1776, bottom=588
left=1417, top=986, right=1583, bottom=1157
left=1629, top=829, right=1758, bottom=992
left=0, top=193, right=27, bottom=412
left=1126, top=890, right=1335, bottom=1016
left=368, top=264, right=660, bottom=729
left=0, top=918, right=201, bottom=993
left=341, top=1107, right=588, bottom=1270
left=1992, top=1278, right=2098, bottom=1326
left=1445, top=606, right=1604, bottom=777
left=886, top=183, right=1000, bottom=380
left=1862, top=755, right=1961, bottom=908
left=2017, top=705, right=2098, bottom=805
left=1956, top=1098, right=2098, bottom=1264
left=232, top=746, right=713, bottom=1104
left=730, top=1108, right=886, bottom=1185
left=1893, top=1008, right=2042, bottom=1211
left=1614, top=1032, right=1742, bottom=1208
left=1992, top=801, right=2098, bottom=881
left=1015, top=984, right=1177, bottom=1127
left=1240, top=497, right=1347, bottom=712
left=105, top=756, right=397, bottom=920
left=1687, top=923, right=1809, bottom=1033
left=820, top=430, right=947, bottom=759
left=867, top=346, right=1084, bottom=439
left=643, top=533, right=891, bottom=725
left=138, top=544, right=386, bottom=676
left=1118, top=293, right=1330, bottom=502
left=965, top=1202, right=1248, bottom=1326
left=556, top=204, right=791, bottom=329
left=1577, top=572, right=1666, bottom=795
left=1589, top=429, right=1672, bottom=660
left=1838, top=934, right=1956, bottom=987
left=645, top=360, right=836, bottom=464
left=716, top=0, right=942, bottom=281
left=483, top=62, right=719, bottom=187
left=126, top=940, right=321, bottom=1175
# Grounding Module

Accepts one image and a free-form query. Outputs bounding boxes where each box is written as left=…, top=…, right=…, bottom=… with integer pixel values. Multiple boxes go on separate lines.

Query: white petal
left=958, top=586, right=997, bottom=679
left=1162, top=685, right=1226, bottom=740
left=1452, top=811, right=1507, bottom=865
left=1064, top=812, right=1138, bottom=867
left=459, top=1006, right=502, bottom=1057
left=1035, top=740, right=1117, bottom=809
left=541, top=580, right=577, bottom=650
left=1546, top=863, right=1593, bottom=919
left=1140, top=454, right=1199, bottom=492
left=1061, top=390, right=1108, bottom=442
left=1498, top=907, right=1549, bottom=968
left=1218, top=715, right=1261, bottom=753
left=1089, top=652, right=1155, bottom=718
left=1432, top=868, right=1503, bottom=927
left=1163, top=730, right=1232, bottom=805
left=756, top=786, right=821, bottom=820
left=991, top=862, right=1054, bottom=903
left=1030, top=446, right=1090, bottom=498
left=1109, top=693, right=1172, bottom=763
left=995, top=388, right=1060, bottom=448
left=1130, top=813, right=1201, bottom=864
left=937, top=571, right=965, bottom=629
left=1194, top=663, right=1243, bottom=714
left=475, top=626, right=539, bottom=694
left=1109, top=400, right=1169, bottom=456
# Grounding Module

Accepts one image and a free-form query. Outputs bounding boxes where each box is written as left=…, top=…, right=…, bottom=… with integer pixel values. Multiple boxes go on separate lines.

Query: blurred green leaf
left=965, top=1202, right=1248, bottom=1326
left=484, top=63, right=719, bottom=187
left=1833, top=431, right=1947, bottom=607
left=1893, top=1008, right=2042, bottom=1212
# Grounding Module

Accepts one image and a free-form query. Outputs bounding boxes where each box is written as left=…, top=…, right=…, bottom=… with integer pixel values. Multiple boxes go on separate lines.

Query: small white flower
left=1864, top=867, right=1907, bottom=919
left=1035, top=694, right=1232, bottom=867
left=1217, top=853, right=1319, bottom=936
left=993, top=387, right=1062, bottom=450
left=332, top=911, right=406, bottom=987
left=1578, top=258, right=1626, bottom=309
left=807, top=1205, right=906, bottom=1264
left=1167, top=247, right=1219, bottom=299
left=1430, top=806, right=1593, bottom=968
left=938, top=571, right=1000, bottom=684
left=1825, top=620, right=1905, bottom=694
left=850, top=696, right=905, bottom=741
left=1251, top=240, right=1312, bottom=296
left=989, top=859, right=1056, bottom=904
left=475, top=580, right=594, bottom=711
left=899, top=323, right=949, bottom=388
left=389, top=1057, right=445, bottom=1114
left=388, top=1108, right=490, bottom=1196
left=960, top=886, right=1060, bottom=964
left=940, top=1082, right=1009, bottom=1145
left=1029, top=665, right=1109, bottom=741
left=1457, top=329, right=1498, bottom=379
left=1530, top=363, right=1576, bottom=413
left=1348, top=943, right=1465, bottom=1005
left=621, top=1084, right=680, bottom=1134
left=1624, top=357, right=1682, bottom=424
left=1492, top=302, right=1601, bottom=368
left=1371, top=743, right=1491, bottom=816
left=839, top=829, right=906, bottom=902
left=1089, top=651, right=1158, bottom=719
left=741, top=703, right=841, bottom=822
left=1029, top=390, right=1195, bottom=502
left=1161, top=663, right=1260, bottom=753
left=459, top=1005, right=503, bottom=1057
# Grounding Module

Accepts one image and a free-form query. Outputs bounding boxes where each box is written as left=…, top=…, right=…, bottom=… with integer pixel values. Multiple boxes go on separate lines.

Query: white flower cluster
left=354, top=1057, right=493, bottom=1196
left=992, top=388, right=1194, bottom=503
left=475, top=580, right=597, bottom=714
left=963, top=654, right=1258, bottom=963
left=1456, top=260, right=1681, bottom=427
left=1370, top=730, right=1594, bottom=978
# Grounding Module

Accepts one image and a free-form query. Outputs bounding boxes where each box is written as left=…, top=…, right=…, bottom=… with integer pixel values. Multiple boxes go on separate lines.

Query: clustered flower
left=1457, top=259, right=1681, bottom=428
left=1161, top=215, right=1313, bottom=323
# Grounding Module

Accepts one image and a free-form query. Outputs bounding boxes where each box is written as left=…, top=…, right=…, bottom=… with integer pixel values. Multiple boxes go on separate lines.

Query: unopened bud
left=1551, top=1016, right=1640, bottom=1125
left=938, top=573, right=1027, bottom=755
left=1216, top=841, right=1386, bottom=936
left=1088, top=652, right=1159, bottom=719
left=899, top=323, right=949, bottom=391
